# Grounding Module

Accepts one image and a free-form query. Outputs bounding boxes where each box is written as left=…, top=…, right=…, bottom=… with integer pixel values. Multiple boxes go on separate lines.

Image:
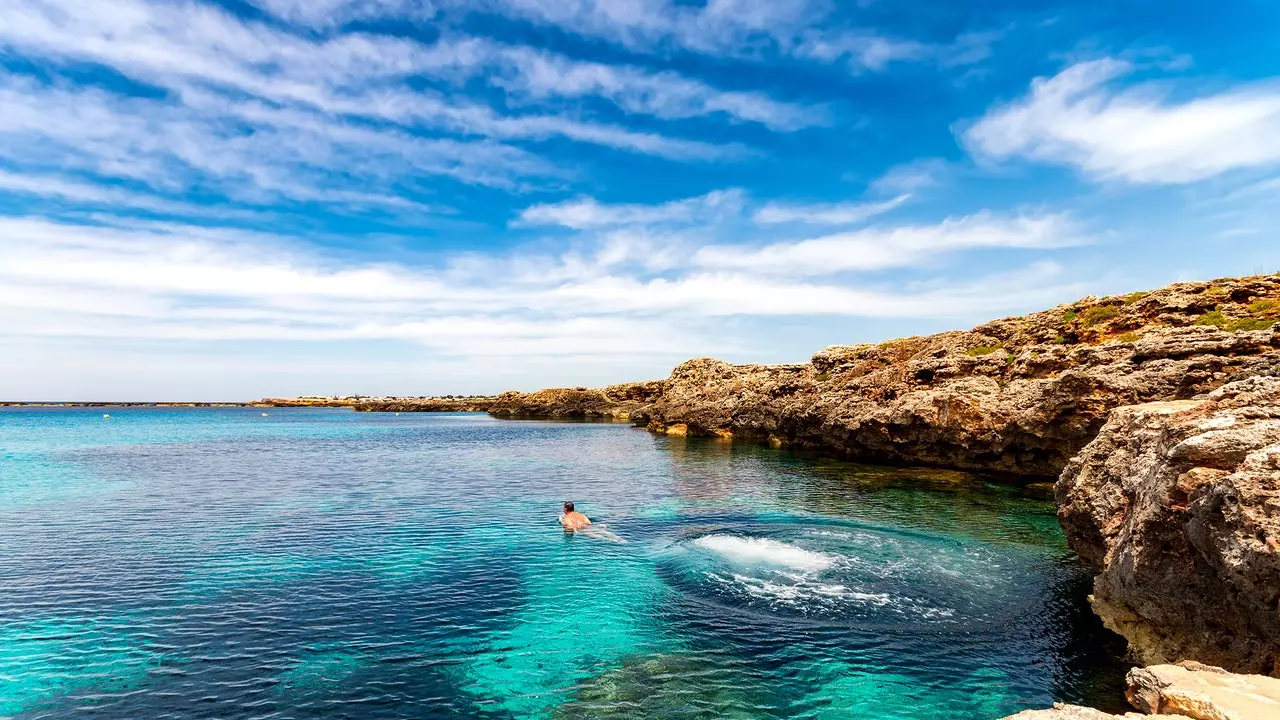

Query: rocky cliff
left=1058, top=376, right=1280, bottom=676
left=494, top=275, right=1280, bottom=479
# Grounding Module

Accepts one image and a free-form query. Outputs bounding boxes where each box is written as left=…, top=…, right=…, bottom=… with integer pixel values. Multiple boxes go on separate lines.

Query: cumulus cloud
left=963, top=59, right=1280, bottom=184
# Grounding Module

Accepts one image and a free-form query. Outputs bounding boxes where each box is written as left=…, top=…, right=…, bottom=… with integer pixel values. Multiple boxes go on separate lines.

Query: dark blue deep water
left=0, top=407, right=1127, bottom=719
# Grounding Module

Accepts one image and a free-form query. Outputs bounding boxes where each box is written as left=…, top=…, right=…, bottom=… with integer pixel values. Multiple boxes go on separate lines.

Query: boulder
left=1058, top=378, right=1280, bottom=675
left=1002, top=662, right=1280, bottom=720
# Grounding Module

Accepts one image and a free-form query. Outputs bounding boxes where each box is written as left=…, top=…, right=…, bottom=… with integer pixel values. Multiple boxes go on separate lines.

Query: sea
left=0, top=407, right=1129, bottom=719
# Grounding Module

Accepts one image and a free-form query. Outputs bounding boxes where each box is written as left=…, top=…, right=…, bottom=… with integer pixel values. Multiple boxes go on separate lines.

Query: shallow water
left=0, top=407, right=1127, bottom=719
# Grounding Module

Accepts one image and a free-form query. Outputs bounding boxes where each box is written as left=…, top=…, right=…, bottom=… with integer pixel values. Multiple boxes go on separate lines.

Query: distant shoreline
left=1, top=402, right=253, bottom=407
left=1, top=397, right=499, bottom=410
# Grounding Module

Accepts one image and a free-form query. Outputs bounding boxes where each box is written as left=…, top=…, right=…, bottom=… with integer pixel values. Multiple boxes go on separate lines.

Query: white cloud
left=490, top=46, right=826, bottom=131
left=0, top=210, right=1090, bottom=343
left=517, top=189, right=745, bottom=229
left=453, top=0, right=999, bottom=73
left=0, top=0, right=790, bottom=168
left=794, top=31, right=929, bottom=71
left=250, top=0, right=437, bottom=27
left=753, top=193, right=910, bottom=225
left=869, top=158, right=949, bottom=193
left=464, top=0, right=826, bottom=56
left=696, top=211, right=1085, bottom=275
left=0, top=74, right=547, bottom=200
left=963, top=59, right=1280, bottom=184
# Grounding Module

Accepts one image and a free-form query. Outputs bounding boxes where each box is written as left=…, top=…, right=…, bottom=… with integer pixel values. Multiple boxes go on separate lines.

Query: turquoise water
left=0, top=407, right=1127, bottom=719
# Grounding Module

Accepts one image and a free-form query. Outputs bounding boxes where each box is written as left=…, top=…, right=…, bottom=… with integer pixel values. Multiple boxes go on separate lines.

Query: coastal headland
left=480, top=273, right=1280, bottom=710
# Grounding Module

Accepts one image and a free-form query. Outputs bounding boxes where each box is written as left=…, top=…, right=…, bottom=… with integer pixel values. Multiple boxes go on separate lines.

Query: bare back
left=560, top=511, right=592, bottom=531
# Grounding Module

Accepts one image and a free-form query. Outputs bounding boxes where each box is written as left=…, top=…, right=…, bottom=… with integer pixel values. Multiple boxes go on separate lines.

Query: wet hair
left=563, top=501, right=574, bottom=513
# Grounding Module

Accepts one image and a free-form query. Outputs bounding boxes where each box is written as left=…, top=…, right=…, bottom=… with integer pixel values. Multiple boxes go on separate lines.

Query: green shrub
left=1081, top=306, right=1120, bottom=326
left=1248, top=299, right=1280, bottom=316
left=1196, top=310, right=1229, bottom=328
left=1195, top=311, right=1275, bottom=332
left=814, top=371, right=831, bottom=382
left=1062, top=310, right=1078, bottom=323
left=1231, top=318, right=1276, bottom=332
left=966, top=345, right=1002, bottom=357
left=1054, top=335, right=1070, bottom=344
left=1122, top=291, right=1149, bottom=305
left=1116, top=331, right=1141, bottom=343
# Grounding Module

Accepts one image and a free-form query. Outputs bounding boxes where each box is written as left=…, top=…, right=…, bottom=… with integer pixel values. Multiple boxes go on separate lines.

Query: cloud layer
left=965, top=59, right=1280, bottom=184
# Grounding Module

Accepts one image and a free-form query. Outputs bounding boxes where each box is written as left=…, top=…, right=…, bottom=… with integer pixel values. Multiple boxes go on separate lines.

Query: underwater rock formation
left=1003, top=661, right=1280, bottom=720
left=1058, top=377, right=1280, bottom=676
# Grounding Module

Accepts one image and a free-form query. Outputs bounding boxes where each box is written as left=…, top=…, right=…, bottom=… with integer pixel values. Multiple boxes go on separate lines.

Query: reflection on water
left=0, top=408, right=1127, bottom=719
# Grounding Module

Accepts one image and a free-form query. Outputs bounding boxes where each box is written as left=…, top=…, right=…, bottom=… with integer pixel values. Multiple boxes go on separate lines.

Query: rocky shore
left=487, top=381, right=665, bottom=420
left=1004, top=661, right=1280, bottom=719
left=491, top=274, right=1280, bottom=684
left=251, top=395, right=496, bottom=411
left=1059, top=376, right=1280, bottom=676
left=493, top=275, right=1280, bottom=479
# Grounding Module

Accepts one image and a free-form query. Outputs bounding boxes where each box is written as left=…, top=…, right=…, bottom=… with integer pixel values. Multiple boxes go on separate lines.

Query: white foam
left=693, top=535, right=835, bottom=572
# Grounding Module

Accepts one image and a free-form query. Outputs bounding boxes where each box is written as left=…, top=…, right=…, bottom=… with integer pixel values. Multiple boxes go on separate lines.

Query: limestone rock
left=486, top=381, right=665, bottom=421
left=1058, top=379, right=1280, bottom=675
left=642, top=276, right=1280, bottom=478
left=1001, top=703, right=1192, bottom=720
left=1125, top=662, right=1280, bottom=720
left=1001, top=662, right=1280, bottom=720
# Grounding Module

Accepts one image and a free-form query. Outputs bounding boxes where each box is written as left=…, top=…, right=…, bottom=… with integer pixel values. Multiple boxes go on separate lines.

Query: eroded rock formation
left=487, top=381, right=666, bottom=420
left=1058, top=377, right=1280, bottom=676
left=643, top=276, right=1280, bottom=477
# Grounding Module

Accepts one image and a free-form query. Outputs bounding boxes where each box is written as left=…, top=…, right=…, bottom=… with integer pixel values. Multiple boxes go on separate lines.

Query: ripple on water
left=660, top=524, right=1044, bottom=630
left=0, top=409, right=1129, bottom=719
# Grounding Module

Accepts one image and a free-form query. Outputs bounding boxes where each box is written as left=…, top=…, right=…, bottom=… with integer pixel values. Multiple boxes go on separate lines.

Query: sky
left=2, top=1, right=1280, bottom=400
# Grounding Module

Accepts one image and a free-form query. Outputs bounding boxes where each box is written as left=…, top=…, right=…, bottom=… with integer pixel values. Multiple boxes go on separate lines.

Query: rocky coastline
left=251, top=395, right=497, bottom=411
left=492, top=275, right=1280, bottom=480
left=488, top=274, right=1280, bottom=693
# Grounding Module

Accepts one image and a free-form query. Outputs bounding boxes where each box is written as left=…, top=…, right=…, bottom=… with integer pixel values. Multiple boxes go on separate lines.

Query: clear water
left=0, top=407, right=1127, bottom=719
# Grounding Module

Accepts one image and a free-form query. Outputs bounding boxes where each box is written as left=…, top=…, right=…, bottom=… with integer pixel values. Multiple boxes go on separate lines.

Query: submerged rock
left=1003, top=661, right=1280, bottom=720
left=1058, top=378, right=1280, bottom=675
left=552, top=652, right=766, bottom=720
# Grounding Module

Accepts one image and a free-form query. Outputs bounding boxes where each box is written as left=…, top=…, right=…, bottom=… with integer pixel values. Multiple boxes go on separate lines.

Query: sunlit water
left=0, top=408, right=1127, bottom=719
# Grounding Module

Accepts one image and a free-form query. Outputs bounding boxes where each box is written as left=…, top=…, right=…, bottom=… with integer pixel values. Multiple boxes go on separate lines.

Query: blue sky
left=2, top=0, right=1280, bottom=400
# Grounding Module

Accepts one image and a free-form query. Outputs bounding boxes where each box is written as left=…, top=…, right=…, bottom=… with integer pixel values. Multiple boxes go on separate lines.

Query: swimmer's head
left=563, top=501, right=574, bottom=513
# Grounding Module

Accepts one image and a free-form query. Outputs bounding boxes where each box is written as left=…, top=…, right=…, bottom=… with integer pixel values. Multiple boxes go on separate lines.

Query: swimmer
left=558, top=501, right=626, bottom=543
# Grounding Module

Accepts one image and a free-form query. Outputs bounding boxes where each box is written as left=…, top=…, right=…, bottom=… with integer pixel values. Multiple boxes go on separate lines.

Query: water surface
left=0, top=407, right=1126, bottom=719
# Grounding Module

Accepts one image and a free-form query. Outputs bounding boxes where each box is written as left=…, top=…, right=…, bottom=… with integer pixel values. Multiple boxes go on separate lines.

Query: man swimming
left=559, top=501, right=592, bottom=531
left=559, top=501, right=625, bottom=543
